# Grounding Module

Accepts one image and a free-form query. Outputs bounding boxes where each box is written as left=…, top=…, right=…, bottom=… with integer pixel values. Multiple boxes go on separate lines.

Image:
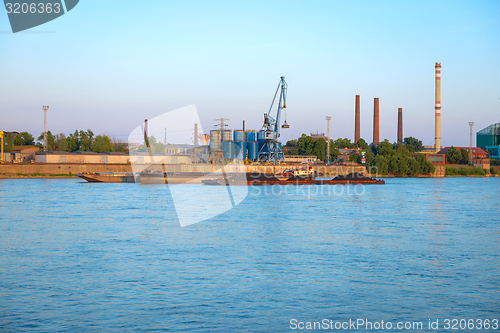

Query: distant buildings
left=437, top=147, right=488, bottom=159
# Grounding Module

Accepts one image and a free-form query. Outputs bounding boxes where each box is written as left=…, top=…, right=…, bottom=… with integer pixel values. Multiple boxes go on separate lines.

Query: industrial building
left=437, top=147, right=488, bottom=159
left=476, top=123, right=500, bottom=159
left=35, top=151, right=191, bottom=164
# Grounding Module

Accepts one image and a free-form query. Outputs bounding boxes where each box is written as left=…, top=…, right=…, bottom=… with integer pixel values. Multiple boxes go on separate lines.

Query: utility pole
left=43, top=106, right=49, bottom=152
left=326, top=116, right=331, bottom=163
left=469, top=122, right=474, bottom=164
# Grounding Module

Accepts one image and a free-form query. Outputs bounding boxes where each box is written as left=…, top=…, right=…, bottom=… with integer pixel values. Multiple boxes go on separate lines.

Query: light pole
left=43, top=106, right=49, bottom=152
left=326, top=116, right=331, bottom=164
left=469, top=122, right=474, bottom=164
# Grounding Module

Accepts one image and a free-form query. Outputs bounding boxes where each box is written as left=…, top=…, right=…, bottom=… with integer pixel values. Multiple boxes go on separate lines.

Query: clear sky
left=1, top=0, right=499, bottom=147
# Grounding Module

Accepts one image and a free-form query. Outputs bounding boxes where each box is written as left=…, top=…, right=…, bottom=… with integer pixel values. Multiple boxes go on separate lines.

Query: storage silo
left=210, top=130, right=222, bottom=151
left=234, top=142, right=247, bottom=160
left=247, top=142, right=259, bottom=160
left=233, top=130, right=245, bottom=142
left=245, top=131, right=256, bottom=142
left=223, top=141, right=234, bottom=159
left=222, top=130, right=232, bottom=142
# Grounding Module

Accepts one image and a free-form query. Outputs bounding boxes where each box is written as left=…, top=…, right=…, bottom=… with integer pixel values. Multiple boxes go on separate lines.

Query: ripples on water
left=0, top=178, right=499, bottom=331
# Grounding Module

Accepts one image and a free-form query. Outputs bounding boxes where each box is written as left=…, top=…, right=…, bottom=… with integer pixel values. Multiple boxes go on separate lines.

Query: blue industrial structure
left=258, top=76, right=288, bottom=163
left=208, top=77, right=289, bottom=162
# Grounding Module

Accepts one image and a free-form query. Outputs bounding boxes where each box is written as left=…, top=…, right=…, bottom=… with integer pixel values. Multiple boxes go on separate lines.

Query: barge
left=76, top=172, right=137, bottom=183
left=202, top=172, right=385, bottom=185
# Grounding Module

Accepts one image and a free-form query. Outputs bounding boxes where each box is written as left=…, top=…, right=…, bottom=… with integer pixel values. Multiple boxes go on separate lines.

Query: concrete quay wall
left=0, top=163, right=368, bottom=176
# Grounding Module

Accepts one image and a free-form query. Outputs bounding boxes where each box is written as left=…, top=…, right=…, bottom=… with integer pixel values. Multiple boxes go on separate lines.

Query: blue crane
left=258, top=76, right=289, bottom=163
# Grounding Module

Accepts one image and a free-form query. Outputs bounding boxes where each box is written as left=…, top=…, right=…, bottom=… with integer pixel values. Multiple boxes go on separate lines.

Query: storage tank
left=245, top=131, right=256, bottom=142
left=247, top=141, right=258, bottom=160
left=210, top=130, right=222, bottom=151
left=223, top=141, right=234, bottom=159
left=222, top=130, right=232, bottom=142
left=233, top=130, right=245, bottom=142
left=234, top=142, right=247, bottom=160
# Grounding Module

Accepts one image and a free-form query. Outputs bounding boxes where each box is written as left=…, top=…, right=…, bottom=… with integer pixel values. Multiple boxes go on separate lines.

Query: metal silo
left=223, top=141, right=234, bottom=159
left=222, top=130, right=232, bottom=142
left=210, top=130, right=222, bottom=151
left=233, top=130, right=245, bottom=142
left=247, top=141, right=258, bottom=160
left=234, top=142, right=247, bottom=160
left=245, top=131, right=256, bottom=142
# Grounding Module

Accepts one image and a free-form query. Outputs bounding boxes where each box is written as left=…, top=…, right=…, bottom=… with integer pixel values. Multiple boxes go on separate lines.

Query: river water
left=0, top=178, right=499, bottom=332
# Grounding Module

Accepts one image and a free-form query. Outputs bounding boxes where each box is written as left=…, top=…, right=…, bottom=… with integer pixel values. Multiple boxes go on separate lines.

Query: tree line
left=2, top=130, right=127, bottom=153
left=285, top=135, right=435, bottom=175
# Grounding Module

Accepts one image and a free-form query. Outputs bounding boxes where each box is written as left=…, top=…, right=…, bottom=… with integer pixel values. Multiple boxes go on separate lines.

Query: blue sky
left=1, top=0, right=499, bottom=146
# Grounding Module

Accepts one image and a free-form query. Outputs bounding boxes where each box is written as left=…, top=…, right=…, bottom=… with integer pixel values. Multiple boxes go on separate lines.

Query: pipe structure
left=43, top=106, right=49, bottom=152
left=355, top=95, right=360, bottom=143
left=398, top=108, right=403, bottom=142
left=194, top=123, right=198, bottom=145
left=435, top=62, right=441, bottom=153
left=373, top=98, right=379, bottom=144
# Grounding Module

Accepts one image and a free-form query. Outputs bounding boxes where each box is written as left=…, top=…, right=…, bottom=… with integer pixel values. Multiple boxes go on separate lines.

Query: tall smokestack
left=355, top=95, right=360, bottom=143
left=435, top=62, right=441, bottom=153
left=397, top=108, right=403, bottom=142
left=373, top=98, right=379, bottom=144
left=194, top=123, right=198, bottom=145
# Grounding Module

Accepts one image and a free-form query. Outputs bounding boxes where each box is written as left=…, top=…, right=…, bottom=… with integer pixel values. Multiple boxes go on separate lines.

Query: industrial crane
left=258, top=76, right=289, bottom=162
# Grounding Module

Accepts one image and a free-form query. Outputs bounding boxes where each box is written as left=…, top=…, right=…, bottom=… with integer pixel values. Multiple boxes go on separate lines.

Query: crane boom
left=258, top=76, right=288, bottom=163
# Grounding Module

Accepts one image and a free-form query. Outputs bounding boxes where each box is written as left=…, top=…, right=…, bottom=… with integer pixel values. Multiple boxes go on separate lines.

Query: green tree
left=313, top=138, right=327, bottom=161
left=113, top=144, right=128, bottom=153
left=332, top=138, right=355, bottom=149
left=285, top=139, right=298, bottom=147
left=460, top=149, right=469, bottom=164
left=329, top=145, right=340, bottom=160
left=66, top=135, right=78, bottom=152
left=377, top=139, right=395, bottom=156
left=407, top=157, right=421, bottom=175
left=403, top=137, right=424, bottom=153
left=78, top=130, right=94, bottom=151
left=388, top=154, right=399, bottom=175
left=54, top=133, right=67, bottom=151
left=365, top=147, right=374, bottom=166
left=371, top=154, right=388, bottom=175
left=298, top=135, right=315, bottom=156
left=4, top=133, right=13, bottom=152
left=349, top=152, right=361, bottom=163
left=13, top=132, right=35, bottom=145
left=446, top=146, right=462, bottom=164
left=356, top=138, right=369, bottom=149
left=394, top=141, right=411, bottom=157
left=37, top=131, right=55, bottom=150
left=285, top=147, right=298, bottom=155
left=92, top=135, right=113, bottom=153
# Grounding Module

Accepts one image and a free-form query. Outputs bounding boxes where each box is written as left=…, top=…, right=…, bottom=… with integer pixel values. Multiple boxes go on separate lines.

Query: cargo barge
left=76, top=172, right=137, bottom=183
left=202, top=173, right=385, bottom=185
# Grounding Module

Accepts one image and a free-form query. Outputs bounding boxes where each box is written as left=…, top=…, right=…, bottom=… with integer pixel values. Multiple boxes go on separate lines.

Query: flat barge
left=76, top=172, right=137, bottom=183
left=202, top=173, right=385, bottom=185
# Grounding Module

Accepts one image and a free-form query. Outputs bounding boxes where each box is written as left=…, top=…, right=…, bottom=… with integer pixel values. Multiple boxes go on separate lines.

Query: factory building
left=476, top=123, right=500, bottom=159
left=437, top=147, right=488, bottom=159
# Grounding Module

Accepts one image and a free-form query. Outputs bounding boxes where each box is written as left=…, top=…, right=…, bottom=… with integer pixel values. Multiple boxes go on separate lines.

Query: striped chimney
left=398, top=108, right=403, bottom=142
left=435, top=62, right=441, bottom=153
